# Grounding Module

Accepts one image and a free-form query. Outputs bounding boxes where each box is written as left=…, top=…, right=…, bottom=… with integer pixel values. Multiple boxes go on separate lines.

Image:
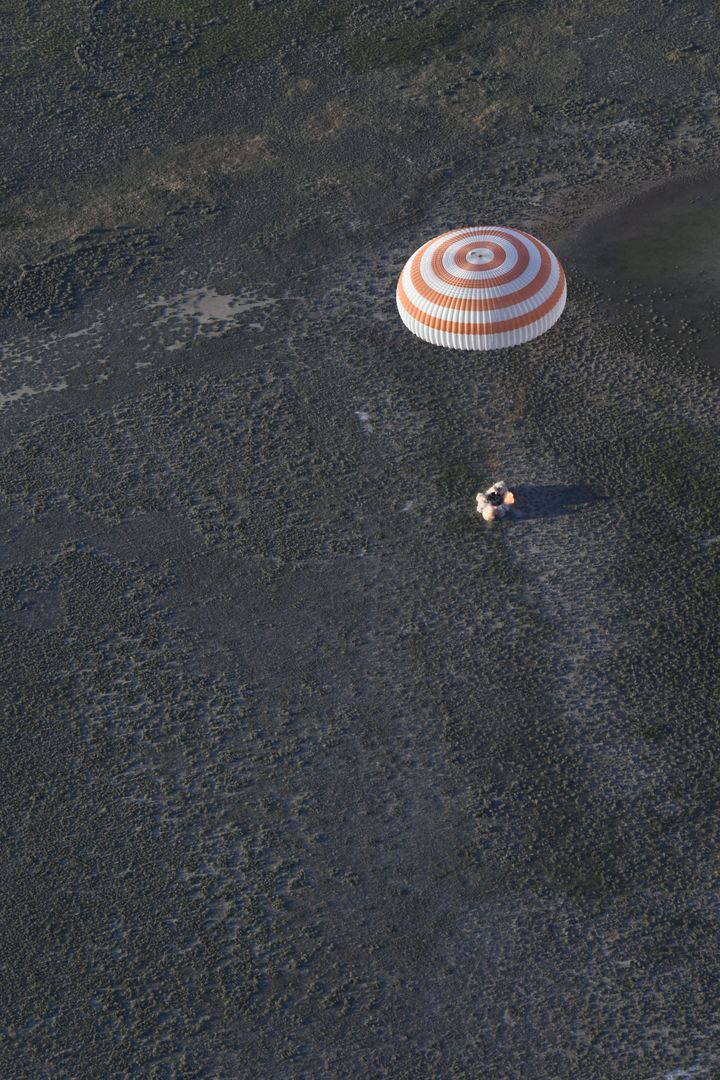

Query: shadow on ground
left=511, top=483, right=607, bottom=520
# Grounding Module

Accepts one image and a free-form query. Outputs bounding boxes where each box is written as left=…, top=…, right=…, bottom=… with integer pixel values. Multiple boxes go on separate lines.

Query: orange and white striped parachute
left=396, top=226, right=566, bottom=350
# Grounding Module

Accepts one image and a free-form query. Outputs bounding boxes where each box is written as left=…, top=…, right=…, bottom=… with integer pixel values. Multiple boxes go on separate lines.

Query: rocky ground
left=2, top=2, right=720, bottom=1077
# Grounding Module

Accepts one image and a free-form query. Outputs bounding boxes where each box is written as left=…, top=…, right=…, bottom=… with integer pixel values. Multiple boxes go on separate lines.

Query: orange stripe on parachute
left=397, top=261, right=566, bottom=335
left=408, top=231, right=553, bottom=311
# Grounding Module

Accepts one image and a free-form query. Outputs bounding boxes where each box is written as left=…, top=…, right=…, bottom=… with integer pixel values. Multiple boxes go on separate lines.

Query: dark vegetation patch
left=613, top=426, right=720, bottom=754
left=635, top=426, right=720, bottom=536
left=0, top=229, right=161, bottom=319
left=351, top=0, right=531, bottom=67
left=2, top=1, right=86, bottom=79
left=4, top=0, right=534, bottom=88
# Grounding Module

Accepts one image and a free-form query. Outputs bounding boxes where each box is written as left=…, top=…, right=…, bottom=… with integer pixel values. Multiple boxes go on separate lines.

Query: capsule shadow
left=510, top=483, right=607, bottom=521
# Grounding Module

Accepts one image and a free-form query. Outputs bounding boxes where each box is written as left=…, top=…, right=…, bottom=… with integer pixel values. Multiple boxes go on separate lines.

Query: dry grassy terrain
left=2, top=2, right=720, bottom=1076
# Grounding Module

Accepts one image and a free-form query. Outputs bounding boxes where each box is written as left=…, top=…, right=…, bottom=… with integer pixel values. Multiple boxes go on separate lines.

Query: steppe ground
left=2, top=2, right=720, bottom=1077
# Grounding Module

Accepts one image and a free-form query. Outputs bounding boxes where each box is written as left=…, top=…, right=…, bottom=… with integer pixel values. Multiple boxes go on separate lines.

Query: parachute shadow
left=510, top=484, right=607, bottom=521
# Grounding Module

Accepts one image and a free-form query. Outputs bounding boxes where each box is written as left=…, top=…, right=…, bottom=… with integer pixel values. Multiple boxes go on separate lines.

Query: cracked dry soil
left=2, top=2, right=720, bottom=1077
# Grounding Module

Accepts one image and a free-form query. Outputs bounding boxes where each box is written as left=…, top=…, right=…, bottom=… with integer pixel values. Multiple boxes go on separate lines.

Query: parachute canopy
left=396, top=226, right=566, bottom=350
